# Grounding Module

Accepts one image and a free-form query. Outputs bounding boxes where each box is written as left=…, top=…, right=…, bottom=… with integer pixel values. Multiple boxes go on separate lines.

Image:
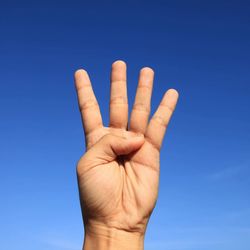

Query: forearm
left=83, top=224, right=145, bottom=250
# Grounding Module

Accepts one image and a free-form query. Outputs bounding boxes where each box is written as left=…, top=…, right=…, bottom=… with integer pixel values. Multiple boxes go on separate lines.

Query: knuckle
left=160, top=103, right=174, bottom=112
left=76, top=157, right=84, bottom=175
left=145, top=136, right=161, bottom=151
left=79, top=99, right=99, bottom=111
left=151, top=115, right=167, bottom=128
left=132, top=103, right=150, bottom=114
left=110, top=96, right=128, bottom=105
left=111, top=79, right=126, bottom=85
left=137, top=84, right=152, bottom=90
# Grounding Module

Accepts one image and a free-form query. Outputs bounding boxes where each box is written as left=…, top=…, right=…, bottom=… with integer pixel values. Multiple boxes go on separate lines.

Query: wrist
left=83, top=223, right=145, bottom=250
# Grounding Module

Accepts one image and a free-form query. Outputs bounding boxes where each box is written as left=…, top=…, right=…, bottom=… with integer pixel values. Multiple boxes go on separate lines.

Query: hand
left=74, top=60, right=178, bottom=250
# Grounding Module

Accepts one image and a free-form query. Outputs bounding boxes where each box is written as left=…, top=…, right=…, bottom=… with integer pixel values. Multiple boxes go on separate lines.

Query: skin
left=74, top=60, right=179, bottom=250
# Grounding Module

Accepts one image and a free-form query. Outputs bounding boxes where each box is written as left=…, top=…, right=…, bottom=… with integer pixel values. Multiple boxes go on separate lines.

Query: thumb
left=95, top=133, right=145, bottom=160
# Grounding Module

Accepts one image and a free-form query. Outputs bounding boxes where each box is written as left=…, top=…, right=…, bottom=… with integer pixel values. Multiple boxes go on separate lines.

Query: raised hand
left=74, top=60, right=178, bottom=250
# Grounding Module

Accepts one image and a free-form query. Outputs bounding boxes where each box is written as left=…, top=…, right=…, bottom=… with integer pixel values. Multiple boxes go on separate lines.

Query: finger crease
left=110, top=96, right=128, bottom=105
left=79, top=100, right=99, bottom=111
left=151, top=115, right=168, bottom=128
left=111, top=80, right=126, bottom=84
left=132, top=104, right=150, bottom=114
left=159, top=103, right=175, bottom=112
left=144, top=136, right=161, bottom=151
left=137, top=85, right=152, bottom=91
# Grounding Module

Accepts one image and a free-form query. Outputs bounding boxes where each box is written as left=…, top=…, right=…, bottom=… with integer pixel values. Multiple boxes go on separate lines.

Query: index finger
left=74, top=69, right=103, bottom=136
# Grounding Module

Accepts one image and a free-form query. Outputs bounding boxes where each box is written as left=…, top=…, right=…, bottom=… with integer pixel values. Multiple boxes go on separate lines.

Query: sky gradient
left=0, top=1, right=250, bottom=250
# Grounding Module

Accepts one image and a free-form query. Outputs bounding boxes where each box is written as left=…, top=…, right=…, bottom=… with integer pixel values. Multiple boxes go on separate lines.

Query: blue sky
left=0, top=1, right=250, bottom=249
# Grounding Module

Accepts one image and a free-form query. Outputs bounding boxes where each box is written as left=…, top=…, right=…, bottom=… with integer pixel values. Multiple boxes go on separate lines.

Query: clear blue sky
left=0, top=1, right=250, bottom=250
